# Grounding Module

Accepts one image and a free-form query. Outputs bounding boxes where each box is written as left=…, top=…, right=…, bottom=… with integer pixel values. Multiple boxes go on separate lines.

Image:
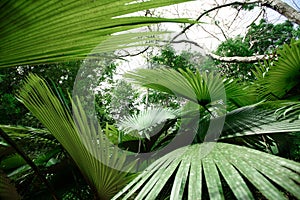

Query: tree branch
left=261, top=0, right=300, bottom=25
left=171, top=1, right=260, bottom=42
left=168, top=39, right=272, bottom=63
left=0, top=128, right=59, bottom=200
left=207, top=52, right=271, bottom=63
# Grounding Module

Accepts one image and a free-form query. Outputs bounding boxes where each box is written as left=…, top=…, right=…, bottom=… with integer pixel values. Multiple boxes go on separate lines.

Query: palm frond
left=219, top=101, right=300, bottom=139
left=0, top=0, right=193, bottom=67
left=125, top=68, right=257, bottom=109
left=17, top=74, right=136, bottom=199
left=255, top=40, right=300, bottom=100
left=275, top=102, right=300, bottom=120
left=112, top=142, right=300, bottom=200
left=118, top=107, right=177, bottom=139
left=125, top=68, right=227, bottom=106
left=223, top=79, right=257, bottom=109
left=0, top=125, right=59, bottom=148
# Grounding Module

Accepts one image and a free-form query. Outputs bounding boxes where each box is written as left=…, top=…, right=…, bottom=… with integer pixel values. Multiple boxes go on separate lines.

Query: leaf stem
left=0, top=128, right=60, bottom=200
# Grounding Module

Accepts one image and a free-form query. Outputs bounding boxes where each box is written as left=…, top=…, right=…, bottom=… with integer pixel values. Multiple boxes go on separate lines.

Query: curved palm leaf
left=254, top=40, right=300, bottom=100
left=0, top=0, right=193, bottom=68
left=125, top=68, right=254, bottom=108
left=0, top=125, right=59, bottom=148
left=17, top=74, right=135, bottom=199
left=275, top=101, right=300, bottom=120
left=112, top=142, right=300, bottom=200
left=118, top=107, right=178, bottom=139
left=216, top=101, right=300, bottom=139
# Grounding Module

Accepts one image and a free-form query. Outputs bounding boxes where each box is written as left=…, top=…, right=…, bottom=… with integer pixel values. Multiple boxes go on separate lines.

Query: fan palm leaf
left=125, top=68, right=254, bottom=108
left=0, top=0, right=193, bottom=68
left=17, top=74, right=135, bottom=199
left=219, top=101, right=300, bottom=139
left=254, top=40, right=300, bottom=100
left=118, top=107, right=178, bottom=139
left=112, top=142, right=300, bottom=200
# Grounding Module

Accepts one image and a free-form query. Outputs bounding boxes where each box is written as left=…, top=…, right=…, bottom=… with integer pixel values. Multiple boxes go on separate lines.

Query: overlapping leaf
left=0, top=0, right=193, bottom=67
left=254, top=40, right=300, bottom=100
left=118, top=107, right=178, bottom=139
left=17, top=74, right=135, bottom=199
left=112, top=142, right=300, bottom=200
left=218, top=101, right=300, bottom=139
left=125, top=68, right=255, bottom=108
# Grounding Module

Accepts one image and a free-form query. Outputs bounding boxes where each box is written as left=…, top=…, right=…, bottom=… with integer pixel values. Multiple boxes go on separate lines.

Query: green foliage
left=112, top=39, right=300, bottom=199
left=145, top=46, right=214, bottom=108
left=113, top=142, right=300, bottom=200
left=151, top=46, right=197, bottom=72
left=215, top=37, right=255, bottom=81
left=0, top=61, right=81, bottom=126
left=245, top=19, right=300, bottom=54
left=0, top=0, right=193, bottom=68
left=253, top=40, right=300, bottom=100
left=18, top=74, right=136, bottom=199
left=1, top=0, right=300, bottom=199
left=216, top=37, right=253, bottom=57
left=214, top=20, right=300, bottom=81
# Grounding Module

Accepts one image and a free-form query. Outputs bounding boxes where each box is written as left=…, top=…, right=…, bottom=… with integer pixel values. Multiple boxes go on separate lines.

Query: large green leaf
left=125, top=68, right=255, bottom=109
left=0, top=0, right=193, bottom=67
left=218, top=101, right=300, bottom=139
left=254, top=40, right=300, bottom=100
left=112, top=142, right=300, bottom=200
left=118, top=107, right=178, bottom=139
left=17, top=74, right=135, bottom=199
left=125, top=68, right=226, bottom=106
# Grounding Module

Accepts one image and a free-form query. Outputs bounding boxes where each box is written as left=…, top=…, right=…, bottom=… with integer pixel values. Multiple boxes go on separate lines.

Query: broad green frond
left=0, top=0, right=193, bottom=67
left=219, top=101, right=300, bottom=139
left=113, top=142, right=300, bottom=200
left=0, top=125, right=58, bottom=147
left=17, top=74, right=135, bottom=199
left=223, top=79, right=257, bottom=109
left=125, top=68, right=226, bottom=106
left=255, top=40, right=300, bottom=100
left=125, top=68, right=256, bottom=109
left=275, top=101, right=300, bottom=120
left=118, top=107, right=177, bottom=139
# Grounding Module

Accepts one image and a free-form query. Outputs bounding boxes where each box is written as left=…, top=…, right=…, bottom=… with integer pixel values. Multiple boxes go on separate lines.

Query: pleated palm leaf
left=254, top=40, right=300, bottom=100
left=112, top=68, right=300, bottom=199
left=125, top=68, right=256, bottom=110
left=112, top=102, right=300, bottom=199
left=220, top=101, right=300, bottom=138
left=17, top=74, right=136, bottom=199
left=0, top=0, right=193, bottom=68
left=113, top=142, right=300, bottom=200
left=118, top=108, right=178, bottom=140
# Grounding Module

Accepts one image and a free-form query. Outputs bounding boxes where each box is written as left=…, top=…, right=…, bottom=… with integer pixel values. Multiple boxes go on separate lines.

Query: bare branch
left=118, top=46, right=150, bottom=58
left=168, top=39, right=272, bottom=63
left=199, top=24, right=222, bottom=41
left=171, top=1, right=260, bottom=42
left=246, top=8, right=265, bottom=28
left=215, top=21, right=228, bottom=40
left=207, top=52, right=270, bottom=63
left=291, top=0, right=300, bottom=11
